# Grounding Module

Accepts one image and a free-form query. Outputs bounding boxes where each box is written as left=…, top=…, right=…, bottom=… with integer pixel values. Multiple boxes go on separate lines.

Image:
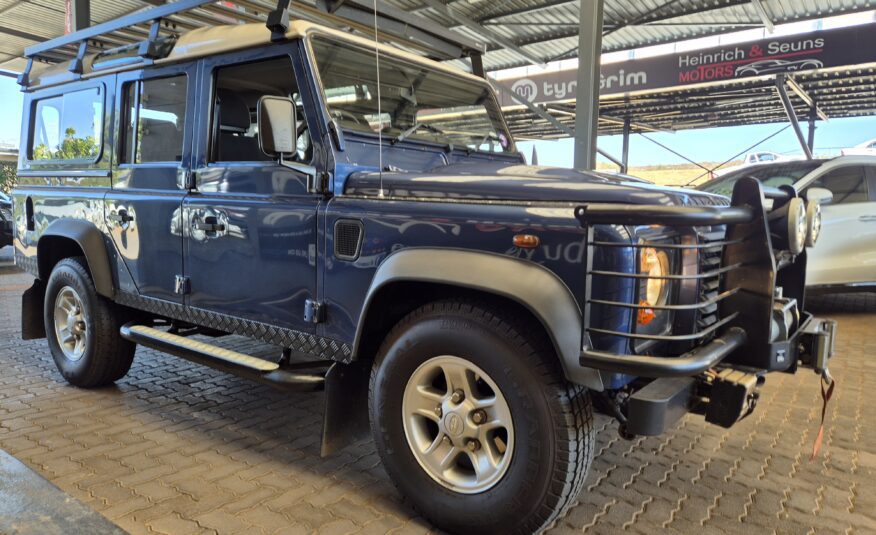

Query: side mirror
left=806, top=186, right=833, bottom=205
left=258, top=96, right=297, bottom=158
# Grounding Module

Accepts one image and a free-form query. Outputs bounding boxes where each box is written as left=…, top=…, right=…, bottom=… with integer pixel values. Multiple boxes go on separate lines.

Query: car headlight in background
left=805, top=200, right=821, bottom=247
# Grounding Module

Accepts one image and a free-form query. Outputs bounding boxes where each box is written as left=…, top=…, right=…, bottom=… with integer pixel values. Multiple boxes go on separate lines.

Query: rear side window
left=31, top=87, right=103, bottom=161
left=122, top=76, right=187, bottom=163
left=811, top=166, right=869, bottom=204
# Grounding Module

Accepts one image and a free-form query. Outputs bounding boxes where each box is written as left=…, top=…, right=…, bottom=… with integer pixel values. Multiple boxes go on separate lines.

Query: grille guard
left=576, top=177, right=808, bottom=377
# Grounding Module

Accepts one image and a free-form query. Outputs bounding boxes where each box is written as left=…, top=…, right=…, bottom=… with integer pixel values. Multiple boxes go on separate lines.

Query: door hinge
left=174, top=275, right=191, bottom=295
left=308, top=172, right=330, bottom=194
left=304, top=299, right=325, bottom=324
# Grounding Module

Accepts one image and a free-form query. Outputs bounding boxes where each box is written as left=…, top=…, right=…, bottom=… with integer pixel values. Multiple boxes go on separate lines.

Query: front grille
left=695, top=227, right=726, bottom=340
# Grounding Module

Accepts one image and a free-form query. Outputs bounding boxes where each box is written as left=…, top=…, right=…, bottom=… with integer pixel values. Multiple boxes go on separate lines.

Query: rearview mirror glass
left=258, top=96, right=297, bottom=157
left=806, top=186, right=833, bottom=205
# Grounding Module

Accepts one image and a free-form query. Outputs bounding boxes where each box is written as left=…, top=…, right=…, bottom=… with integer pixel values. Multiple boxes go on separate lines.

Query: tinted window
left=31, top=88, right=102, bottom=161
left=123, top=76, right=187, bottom=163
left=698, top=161, right=822, bottom=196
left=211, top=57, right=304, bottom=162
left=810, top=166, right=869, bottom=204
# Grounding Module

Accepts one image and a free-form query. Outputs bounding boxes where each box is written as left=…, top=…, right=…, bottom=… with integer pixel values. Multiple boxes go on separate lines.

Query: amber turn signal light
left=513, top=234, right=540, bottom=249
left=637, top=301, right=656, bottom=325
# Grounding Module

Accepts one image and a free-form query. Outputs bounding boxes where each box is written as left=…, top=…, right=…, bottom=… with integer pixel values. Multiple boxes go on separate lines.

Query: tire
left=44, top=257, right=135, bottom=387
left=369, top=299, right=594, bottom=535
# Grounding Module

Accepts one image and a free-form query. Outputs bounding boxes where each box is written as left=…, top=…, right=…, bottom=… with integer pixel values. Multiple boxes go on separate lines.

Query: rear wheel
left=44, top=257, right=135, bottom=387
left=369, top=299, right=594, bottom=534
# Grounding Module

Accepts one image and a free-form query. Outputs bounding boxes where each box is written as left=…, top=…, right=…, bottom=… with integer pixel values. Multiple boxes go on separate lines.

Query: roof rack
left=18, top=0, right=486, bottom=86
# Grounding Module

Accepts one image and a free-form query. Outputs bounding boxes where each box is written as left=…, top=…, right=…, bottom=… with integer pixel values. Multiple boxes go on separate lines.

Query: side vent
left=334, top=219, right=364, bottom=261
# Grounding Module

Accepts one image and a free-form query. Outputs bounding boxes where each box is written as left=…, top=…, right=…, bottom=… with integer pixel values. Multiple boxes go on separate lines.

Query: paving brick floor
left=1, top=263, right=874, bottom=534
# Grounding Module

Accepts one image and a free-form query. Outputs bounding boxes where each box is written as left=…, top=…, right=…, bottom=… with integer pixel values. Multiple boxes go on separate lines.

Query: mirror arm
left=278, top=154, right=328, bottom=194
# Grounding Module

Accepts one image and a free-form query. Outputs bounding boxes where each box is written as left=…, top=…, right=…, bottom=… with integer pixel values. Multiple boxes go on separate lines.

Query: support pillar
left=68, top=0, right=90, bottom=32
left=807, top=105, right=817, bottom=153
left=573, top=0, right=604, bottom=170
left=621, top=117, right=631, bottom=174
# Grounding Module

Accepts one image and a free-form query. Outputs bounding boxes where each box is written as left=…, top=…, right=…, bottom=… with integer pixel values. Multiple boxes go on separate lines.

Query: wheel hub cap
left=53, top=286, right=87, bottom=362
left=402, top=355, right=514, bottom=494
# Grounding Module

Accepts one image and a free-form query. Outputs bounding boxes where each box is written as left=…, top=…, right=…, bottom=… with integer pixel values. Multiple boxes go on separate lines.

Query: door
left=183, top=49, right=320, bottom=332
left=803, top=165, right=876, bottom=287
left=106, top=64, right=196, bottom=302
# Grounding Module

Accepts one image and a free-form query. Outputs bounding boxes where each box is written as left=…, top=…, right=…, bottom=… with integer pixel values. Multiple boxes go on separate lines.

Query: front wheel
left=369, top=299, right=594, bottom=534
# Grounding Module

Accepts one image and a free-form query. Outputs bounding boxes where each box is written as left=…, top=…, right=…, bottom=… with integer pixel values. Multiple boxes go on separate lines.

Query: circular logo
left=444, top=413, right=464, bottom=437
left=511, top=78, right=538, bottom=102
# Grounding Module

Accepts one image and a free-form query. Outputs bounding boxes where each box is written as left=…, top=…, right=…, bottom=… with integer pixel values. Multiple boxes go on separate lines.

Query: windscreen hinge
left=309, top=172, right=331, bottom=194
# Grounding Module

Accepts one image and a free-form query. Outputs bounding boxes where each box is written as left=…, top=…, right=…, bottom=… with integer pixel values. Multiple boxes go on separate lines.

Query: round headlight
left=640, top=247, right=670, bottom=306
left=786, top=197, right=807, bottom=254
left=806, top=200, right=821, bottom=247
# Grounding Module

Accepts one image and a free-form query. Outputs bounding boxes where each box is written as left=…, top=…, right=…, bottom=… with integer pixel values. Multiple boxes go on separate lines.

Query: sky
left=2, top=11, right=874, bottom=165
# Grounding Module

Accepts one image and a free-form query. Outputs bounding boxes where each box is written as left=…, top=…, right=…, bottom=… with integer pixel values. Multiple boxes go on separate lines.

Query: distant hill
left=596, top=161, right=743, bottom=187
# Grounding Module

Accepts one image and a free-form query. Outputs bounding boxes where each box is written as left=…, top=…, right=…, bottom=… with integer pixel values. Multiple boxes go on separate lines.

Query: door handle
left=193, top=216, right=225, bottom=233
left=108, top=209, right=134, bottom=225
left=859, top=215, right=876, bottom=222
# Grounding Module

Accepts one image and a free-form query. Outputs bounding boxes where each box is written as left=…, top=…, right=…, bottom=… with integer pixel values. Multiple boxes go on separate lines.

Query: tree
left=0, top=162, right=15, bottom=194
left=33, top=127, right=99, bottom=161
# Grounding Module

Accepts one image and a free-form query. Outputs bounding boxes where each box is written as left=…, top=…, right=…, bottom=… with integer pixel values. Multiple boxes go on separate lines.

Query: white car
left=712, top=151, right=799, bottom=177
left=735, top=58, right=824, bottom=76
left=841, top=138, right=876, bottom=156
left=698, top=155, right=876, bottom=292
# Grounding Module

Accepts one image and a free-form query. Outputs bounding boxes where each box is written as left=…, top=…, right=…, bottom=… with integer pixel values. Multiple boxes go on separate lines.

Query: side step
left=120, top=324, right=326, bottom=391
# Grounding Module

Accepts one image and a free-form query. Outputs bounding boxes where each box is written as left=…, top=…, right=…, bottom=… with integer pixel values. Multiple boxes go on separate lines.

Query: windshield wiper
left=391, top=122, right=445, bottom=145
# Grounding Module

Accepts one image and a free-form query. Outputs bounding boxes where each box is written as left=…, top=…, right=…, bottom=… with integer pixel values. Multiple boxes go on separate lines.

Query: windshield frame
left=303, top=31, right=517, bottom=156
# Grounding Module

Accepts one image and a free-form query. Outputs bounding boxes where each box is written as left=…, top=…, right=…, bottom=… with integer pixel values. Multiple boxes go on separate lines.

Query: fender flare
left=353, top=248, right=603, bottom=390
left=38, top=219, right=115, bottom=298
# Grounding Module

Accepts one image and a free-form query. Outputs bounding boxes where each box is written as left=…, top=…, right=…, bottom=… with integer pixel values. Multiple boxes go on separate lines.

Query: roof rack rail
left=18, top=0, right=486, bottom=87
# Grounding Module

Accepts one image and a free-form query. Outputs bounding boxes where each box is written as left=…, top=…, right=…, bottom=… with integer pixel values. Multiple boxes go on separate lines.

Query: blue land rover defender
left=12, top=3, right=836, bottom=534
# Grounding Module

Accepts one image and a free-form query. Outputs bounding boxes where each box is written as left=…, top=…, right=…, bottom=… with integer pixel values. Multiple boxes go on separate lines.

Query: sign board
left=497, top=23, right=876, bottom=107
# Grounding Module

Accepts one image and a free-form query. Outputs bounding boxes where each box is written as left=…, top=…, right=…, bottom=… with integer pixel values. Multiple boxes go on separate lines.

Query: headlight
left=638, top=247, right=671, bottom=327
left=786, top=197, right=807, bottom=254
left=806, top=200, right=821, bottom=247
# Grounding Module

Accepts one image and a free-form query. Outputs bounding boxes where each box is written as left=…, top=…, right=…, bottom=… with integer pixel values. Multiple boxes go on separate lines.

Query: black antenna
left=372, top=0, right=385, bottom=196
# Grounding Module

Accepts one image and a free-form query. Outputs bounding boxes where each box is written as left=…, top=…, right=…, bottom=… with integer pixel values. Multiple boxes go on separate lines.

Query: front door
left=106, top=64, right=196, bottom=302
left=804, top=164, right=876, bottom=287
left=183, top=49, right=320, bottom=333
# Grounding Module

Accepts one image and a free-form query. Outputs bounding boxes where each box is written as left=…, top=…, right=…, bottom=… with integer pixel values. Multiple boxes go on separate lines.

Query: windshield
left=311, top=37, right=515, bottom=154
left=697, top=161, right=822, bottom=196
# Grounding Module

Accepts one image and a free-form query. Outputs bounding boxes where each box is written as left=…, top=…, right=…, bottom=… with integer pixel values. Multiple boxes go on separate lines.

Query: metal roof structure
left=3, top=0, right=876, bottom=74
left=1, top=0, right=875, bottom=160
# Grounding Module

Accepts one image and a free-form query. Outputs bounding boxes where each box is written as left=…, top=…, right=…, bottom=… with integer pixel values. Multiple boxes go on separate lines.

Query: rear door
left=803, top=164, right=876, bottom=287
left=183, top=47, right=320, bottom=333
left=106, top=64, right=196, bottom=303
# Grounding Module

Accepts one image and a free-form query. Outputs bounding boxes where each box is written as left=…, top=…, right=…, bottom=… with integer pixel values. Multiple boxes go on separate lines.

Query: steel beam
left=807, top=105, right=817, bottom=153
left=573, top=0, right=603, bottom=170
left=420, top=0, right=544, bottom=66
left=775, top=74, right=813, bottom=160
left=621, top=117, right=631, bottom=173
left=750, top=0, right=774, bottom=33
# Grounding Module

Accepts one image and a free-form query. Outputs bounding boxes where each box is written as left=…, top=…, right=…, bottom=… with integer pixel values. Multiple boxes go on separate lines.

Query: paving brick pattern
left=1, top=263, right=874, bottom=534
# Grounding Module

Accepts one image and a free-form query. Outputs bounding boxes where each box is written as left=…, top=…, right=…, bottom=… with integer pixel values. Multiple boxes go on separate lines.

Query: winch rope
left=809, top=374, right=835, bottom=461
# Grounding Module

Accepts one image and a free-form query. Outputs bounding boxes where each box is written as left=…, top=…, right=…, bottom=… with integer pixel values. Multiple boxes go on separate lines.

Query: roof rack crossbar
left=24, top=0, right=217, bottom=60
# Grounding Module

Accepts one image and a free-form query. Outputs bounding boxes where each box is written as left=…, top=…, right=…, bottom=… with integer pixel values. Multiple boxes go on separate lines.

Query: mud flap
left=21, top=280, right=46, bottom=340
left=321, top=360, right=371, bottom=457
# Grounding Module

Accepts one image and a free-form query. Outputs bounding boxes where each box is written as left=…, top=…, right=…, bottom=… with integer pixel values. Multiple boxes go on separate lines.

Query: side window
left=122, top=76, right=187, bottom=163
left=31, top=87, right=103, bottom=161
left=210, top=57, right=309, bottom=163
left=811, top=166, right=869, bottom=204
